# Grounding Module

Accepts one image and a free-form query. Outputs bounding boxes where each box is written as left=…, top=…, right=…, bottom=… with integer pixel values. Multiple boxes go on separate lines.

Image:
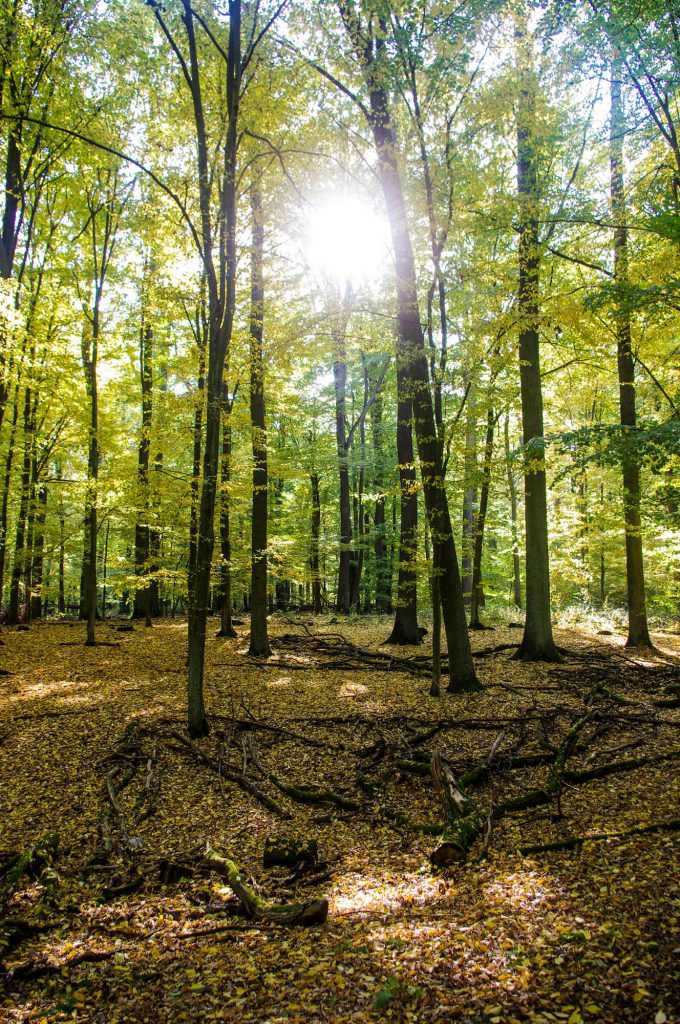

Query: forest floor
left=1, top=615, right=679, bottom=1024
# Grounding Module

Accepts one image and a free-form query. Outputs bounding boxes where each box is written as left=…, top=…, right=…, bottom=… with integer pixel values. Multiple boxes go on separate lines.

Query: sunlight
left=305, top=192, right=391, bottom=288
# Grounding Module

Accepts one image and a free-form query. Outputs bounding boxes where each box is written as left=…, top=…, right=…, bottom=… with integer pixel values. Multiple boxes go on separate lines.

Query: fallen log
left=204, top=847, right=328, bottom=926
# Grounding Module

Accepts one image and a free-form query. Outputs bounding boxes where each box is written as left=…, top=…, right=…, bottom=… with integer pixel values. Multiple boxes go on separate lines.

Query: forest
left=1, top=0, right=679, bottom=1021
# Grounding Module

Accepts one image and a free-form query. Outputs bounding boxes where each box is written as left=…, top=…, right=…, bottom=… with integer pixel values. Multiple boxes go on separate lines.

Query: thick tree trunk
left=514, top=24, right=559, bottom=662
left=188, top=339, right=206, bottom=628
left=248, top=177, right=270, bottom=658
left=610, top=55, right=651, bottom=649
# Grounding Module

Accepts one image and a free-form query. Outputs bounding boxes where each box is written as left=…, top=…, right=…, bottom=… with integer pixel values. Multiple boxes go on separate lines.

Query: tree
left=335, top=1, right=479, bottom=692
left=513, top=15, right=560, bottom=662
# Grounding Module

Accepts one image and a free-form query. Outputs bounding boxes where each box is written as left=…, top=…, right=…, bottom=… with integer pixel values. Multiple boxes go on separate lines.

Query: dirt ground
left=1, top=616, right=679, bottom=1023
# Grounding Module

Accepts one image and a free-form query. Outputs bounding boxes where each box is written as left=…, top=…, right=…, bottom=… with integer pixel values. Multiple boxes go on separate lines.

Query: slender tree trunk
left=461, top=383, right=478, bottom=609
left=185, top=0, right=242, bottom=736
left=217, top=394, right=236, bottom=638
left=248, top=176, right=270, bottom=658
left=337, top=13, right=478, bottom=689
left=29, top=480, right=47, bottom=620
left=387, top=389, right=420, bottom=644
left=333, top=293, right=352, bottom=614
left=83, top=320, right=99, bottom=647
left=514, top=22, right=559, bottom=662
left=369, top=375, right=390, bottom=612
left=310, top=472, right=322, bottom=614
left=8, top=383, right=34, bottom=624
left=470, top=409, right=495, bottom=629
left=133, top=324, right=153, bottom=621
left=504, top=414, right=522, bottom=610
left=0, top=376, right=20, bottom=604
left=350, top=377, right=367, bottom=611
left=610, top=54, right=651, bottom=648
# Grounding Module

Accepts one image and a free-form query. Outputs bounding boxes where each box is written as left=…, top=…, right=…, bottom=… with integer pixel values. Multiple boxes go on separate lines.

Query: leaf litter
left=0, top=616, right=679, bottom=1023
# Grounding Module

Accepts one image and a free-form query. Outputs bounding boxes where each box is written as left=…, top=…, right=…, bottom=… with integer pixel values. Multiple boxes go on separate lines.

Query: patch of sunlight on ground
left=267, top=676, right=292, bottom=688
left=338, top=681, right=368, bottom=699
left=484, top=868, right=554, bottom=913
left=332, top=871, right=447, bottom=915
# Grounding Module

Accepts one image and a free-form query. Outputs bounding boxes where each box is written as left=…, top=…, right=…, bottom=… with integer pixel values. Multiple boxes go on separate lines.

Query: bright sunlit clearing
left=305, top=193, right=391, bottom=288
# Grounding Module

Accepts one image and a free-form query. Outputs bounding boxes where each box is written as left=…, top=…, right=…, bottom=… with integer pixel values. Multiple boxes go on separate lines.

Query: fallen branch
left=168, top=731, right=292, bottom=819
left=517, top=818, right=680, bottom=855
left=204, top=847, right=328, bottom=926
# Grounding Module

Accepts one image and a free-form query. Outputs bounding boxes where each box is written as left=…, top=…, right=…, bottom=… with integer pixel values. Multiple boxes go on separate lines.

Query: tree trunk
left=387, top=388, right=420, bottom=644
left=369, top=372, right=390, bottom=612
left=469, top=409, right=495, bottom=629
left=29, top=481, right=47, bottom=620
left=0, top=376, right=20, bottom=605
left=217, top=394, right=236, bottom=638
left=309, top=472, right=322, bottom=614
left=248, top=176, right=270, bottom=658
left=337, top=11, right=478, bottom=690
left=8, top=383, right=34, bottom=624
left=514, top=22, right=559, bottom=662
left=504, top=414, right=522, bottom=610
left=610, top=54, right=651, bottom=649
left=461, top=383, right=477, bottom=609
left=133, top=324, right=153, bottom=621
left=333, top=290, right=353, bottom=614
left=185, top=0, right=242, bottom=737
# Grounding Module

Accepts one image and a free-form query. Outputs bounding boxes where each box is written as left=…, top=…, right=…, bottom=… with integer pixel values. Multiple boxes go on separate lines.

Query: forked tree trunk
left=610, top=54, right=651, bottom=649
left=248, top=176, right=270, bottom=658
left=514, top=21, right=559, bottom=662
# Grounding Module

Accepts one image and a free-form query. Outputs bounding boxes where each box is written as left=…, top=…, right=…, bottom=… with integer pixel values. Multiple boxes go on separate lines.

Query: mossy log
left=204, top=847, right=328, bottom=926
